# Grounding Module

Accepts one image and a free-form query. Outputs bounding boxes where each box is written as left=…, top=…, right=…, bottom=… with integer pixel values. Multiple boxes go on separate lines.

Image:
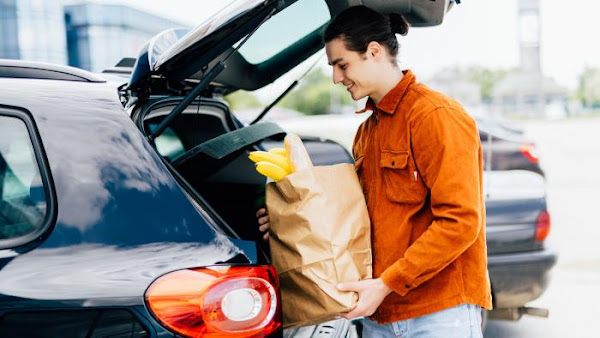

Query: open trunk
left=122, top=0, right=456, bottom=255
left=132, top=98, right=353, bottom=258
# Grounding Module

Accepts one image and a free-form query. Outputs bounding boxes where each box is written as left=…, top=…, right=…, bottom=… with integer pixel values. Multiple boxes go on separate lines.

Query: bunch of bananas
left=249, top=134, right=313, bottom=181
left=248, top=148, right=292, bottom=181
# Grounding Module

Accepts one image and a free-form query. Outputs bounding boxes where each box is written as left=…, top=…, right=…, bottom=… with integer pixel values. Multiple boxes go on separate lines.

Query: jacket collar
left=355, top=69, right=415, bottom=115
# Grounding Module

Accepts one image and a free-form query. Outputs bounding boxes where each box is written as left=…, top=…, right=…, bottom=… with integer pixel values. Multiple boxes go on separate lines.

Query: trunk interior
left=136, top=97, right=353, bottom=257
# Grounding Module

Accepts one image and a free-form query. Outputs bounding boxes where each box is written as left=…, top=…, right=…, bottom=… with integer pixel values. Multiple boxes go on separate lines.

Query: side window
left=0, top=112, right=51, bottom=246
left=149, top=125, right=185, bottom=161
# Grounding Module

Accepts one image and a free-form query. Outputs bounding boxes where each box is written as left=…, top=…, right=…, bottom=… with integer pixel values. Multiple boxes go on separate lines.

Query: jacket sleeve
left=380, top=106, right=484, bottom=296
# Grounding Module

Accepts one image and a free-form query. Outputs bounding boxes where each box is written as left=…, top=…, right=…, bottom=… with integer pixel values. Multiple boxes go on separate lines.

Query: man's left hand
left=338, top=278, right=392, bottom=319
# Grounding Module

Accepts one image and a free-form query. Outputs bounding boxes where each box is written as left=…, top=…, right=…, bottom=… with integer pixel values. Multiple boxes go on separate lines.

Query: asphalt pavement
left=484, top=116, right=600, bottom=337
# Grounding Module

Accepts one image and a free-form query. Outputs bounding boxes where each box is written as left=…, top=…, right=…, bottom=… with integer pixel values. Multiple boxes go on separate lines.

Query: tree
left=576, top=66, right=600, bottom=108
left=223, top=90, right=262, bottom=110
left=465, top=66, right=509, bottom=103
left=279, top=67, right=354, bottom=115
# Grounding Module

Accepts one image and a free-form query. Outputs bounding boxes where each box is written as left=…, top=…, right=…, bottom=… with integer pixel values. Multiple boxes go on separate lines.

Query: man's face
left=326, top=37, right=377, bottom=101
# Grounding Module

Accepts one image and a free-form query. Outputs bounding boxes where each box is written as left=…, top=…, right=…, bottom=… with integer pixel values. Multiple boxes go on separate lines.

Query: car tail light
left=145, top=265, right=282, bottom=337
left=535, top=210, right=551, bottom=242
left=521, top=142, right=539, bottom=163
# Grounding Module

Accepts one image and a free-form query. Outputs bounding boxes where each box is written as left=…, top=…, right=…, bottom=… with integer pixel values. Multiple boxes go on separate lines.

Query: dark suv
left=0, top=59, right=283, bottom=337
left=0, top=1, right=457, bottom=337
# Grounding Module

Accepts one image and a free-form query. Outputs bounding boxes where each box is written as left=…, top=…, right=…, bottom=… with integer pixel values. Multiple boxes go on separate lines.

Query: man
left=260, top=5, right=492, bottom=337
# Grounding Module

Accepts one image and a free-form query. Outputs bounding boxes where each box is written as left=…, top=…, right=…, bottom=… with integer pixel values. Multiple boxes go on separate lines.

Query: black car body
left=0, top=64, right=278, bottom=337
left=0, top=0, right=457, bottom=337
left=477, top=115, right=545, bottom=176
left=484, top=170, right=556, bottom=321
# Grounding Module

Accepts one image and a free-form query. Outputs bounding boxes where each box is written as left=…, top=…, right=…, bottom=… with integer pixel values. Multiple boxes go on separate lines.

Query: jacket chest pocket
left=380, top=150, right=427, bottom=204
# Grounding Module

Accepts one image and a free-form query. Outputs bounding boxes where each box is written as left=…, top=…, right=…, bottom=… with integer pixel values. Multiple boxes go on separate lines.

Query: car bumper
left=487, top=246, right=557, bottom=309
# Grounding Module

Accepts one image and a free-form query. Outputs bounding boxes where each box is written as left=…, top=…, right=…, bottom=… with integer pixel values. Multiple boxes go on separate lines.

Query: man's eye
left=341, top=64, right=348, bottom=70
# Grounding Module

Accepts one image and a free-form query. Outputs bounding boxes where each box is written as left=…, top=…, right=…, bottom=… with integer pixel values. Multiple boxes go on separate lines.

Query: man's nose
left=332, top=67, right=343, bottom=84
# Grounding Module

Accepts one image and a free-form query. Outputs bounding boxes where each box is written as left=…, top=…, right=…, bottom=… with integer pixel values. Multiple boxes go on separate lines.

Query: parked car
left=278, top=114, right=557, bottom=329
left=0, top=0, right=457, bottom=337
left=476, top=115, right=545, bottom=176
left=0, top=59, right=285, bottom=337
left=484, top=170, right=555, bottom=323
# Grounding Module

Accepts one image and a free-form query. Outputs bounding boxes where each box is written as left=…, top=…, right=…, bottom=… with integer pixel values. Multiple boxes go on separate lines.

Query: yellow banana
left=255, top=161, right=288, bottom=181
left=268, top=147, right=288, bottom=157
left=248, top=151, right=291, bottom=173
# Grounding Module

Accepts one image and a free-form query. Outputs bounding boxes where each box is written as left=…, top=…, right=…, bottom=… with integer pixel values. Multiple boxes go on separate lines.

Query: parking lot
left=484, top=116, right=600, bottom=337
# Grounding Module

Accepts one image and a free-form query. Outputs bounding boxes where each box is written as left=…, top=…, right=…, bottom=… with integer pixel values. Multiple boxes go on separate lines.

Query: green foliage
left=465, top=66, right=509, bottom=102
left=576, top=66, right=600, bottom=108
left=222, top=67, right=355, bottom=115
left=223, top=90, right=262, bottom=110
left=279, top=67, right=354, bottom=115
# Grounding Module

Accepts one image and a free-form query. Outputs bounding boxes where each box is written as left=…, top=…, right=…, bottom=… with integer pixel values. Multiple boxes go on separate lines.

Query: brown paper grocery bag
left=266, top=163, right=372, bottom=328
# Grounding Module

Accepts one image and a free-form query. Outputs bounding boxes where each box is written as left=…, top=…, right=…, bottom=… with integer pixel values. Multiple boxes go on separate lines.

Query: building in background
left=426, top=68, right=482, bottom=109
left=0, top=0, right=68, bottom=65
left=64, top=3, right=187, bottom=72
left=491, top=0, right=568, bottom=118
left=0, top=1, right=187, bottom=72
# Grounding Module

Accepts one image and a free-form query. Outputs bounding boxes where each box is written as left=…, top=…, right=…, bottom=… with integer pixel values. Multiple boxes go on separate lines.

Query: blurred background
left=1, top=0, right=597, bottom=336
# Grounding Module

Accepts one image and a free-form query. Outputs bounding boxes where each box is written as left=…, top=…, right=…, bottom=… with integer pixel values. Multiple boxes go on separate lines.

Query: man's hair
left=323, top=5, right=409, bottom=58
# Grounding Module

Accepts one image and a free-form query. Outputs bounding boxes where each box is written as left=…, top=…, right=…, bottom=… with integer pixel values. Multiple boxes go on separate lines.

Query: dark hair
left=323, top=6, right=409, bottom=58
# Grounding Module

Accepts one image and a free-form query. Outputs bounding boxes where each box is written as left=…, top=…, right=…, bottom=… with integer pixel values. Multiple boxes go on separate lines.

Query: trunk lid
left=127, top=0, right=455, bottom=95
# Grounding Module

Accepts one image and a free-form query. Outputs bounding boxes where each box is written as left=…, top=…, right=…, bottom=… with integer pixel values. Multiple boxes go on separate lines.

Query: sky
left=76, top=0, right=600, bottom=91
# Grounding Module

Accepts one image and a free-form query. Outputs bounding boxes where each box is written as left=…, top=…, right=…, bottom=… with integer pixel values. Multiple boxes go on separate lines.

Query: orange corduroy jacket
left=353, top=70, right=493, bottom=323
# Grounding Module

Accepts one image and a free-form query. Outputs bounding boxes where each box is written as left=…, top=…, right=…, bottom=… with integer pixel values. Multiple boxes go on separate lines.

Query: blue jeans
left=361, top=304, right=483, bottom=338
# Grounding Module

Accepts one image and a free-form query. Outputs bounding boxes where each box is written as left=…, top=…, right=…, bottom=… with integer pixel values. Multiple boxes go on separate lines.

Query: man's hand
left=256, top=208, right=270, bottom=242
left=338, top=278, right=392, bottom=319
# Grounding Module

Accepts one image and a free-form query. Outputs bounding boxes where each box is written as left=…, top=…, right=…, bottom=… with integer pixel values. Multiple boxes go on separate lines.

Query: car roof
left=0, top=59, right=106, bottom=83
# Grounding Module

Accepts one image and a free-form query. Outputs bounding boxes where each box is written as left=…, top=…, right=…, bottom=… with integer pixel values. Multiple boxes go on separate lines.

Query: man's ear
left=366, top=41, right=383, bottom=60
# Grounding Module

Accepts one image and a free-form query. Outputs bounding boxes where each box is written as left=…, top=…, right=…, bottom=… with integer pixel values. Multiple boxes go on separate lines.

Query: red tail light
left=521, top=143, right=539, bottom=163
left=535, top=210, right=551, bottom=242
left=145, top=265, right=282, bottom=337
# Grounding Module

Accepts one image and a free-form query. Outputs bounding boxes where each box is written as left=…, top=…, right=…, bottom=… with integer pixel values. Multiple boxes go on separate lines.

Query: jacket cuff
left=380, top=261, right=415, bottom=297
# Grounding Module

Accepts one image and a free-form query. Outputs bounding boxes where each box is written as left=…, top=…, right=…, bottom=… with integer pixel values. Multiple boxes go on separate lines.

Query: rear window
left=238, top=0, right=330, bottom=64
left=0, top=111, right=52, bottom=247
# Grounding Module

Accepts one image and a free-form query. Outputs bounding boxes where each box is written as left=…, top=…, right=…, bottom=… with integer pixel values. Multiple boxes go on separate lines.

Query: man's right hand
left=256, top=208, right=270, bottom=242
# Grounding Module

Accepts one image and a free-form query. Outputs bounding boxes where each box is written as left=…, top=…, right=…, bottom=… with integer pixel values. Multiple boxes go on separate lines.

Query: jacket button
left=391, top=160, right=395, bottom=166
left=405, top=284, right=411, bottom=289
